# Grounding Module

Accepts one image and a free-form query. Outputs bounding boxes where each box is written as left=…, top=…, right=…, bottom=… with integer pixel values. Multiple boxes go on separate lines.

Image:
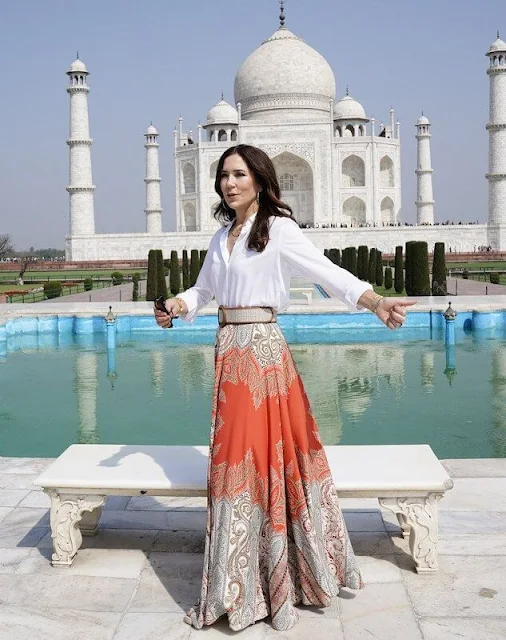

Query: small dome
left=417, top=115, right=430, bottom=125
left=206, top=99, right=239, bottom=125
left=334, top=94, right=368, bottom=121
left=488, top=36, right=506, bottom=53
left=234, top=28, right=336, bottom=120
left=146, top=124, right=158, bottom=135
left=68, top=58, right=87, bottom=73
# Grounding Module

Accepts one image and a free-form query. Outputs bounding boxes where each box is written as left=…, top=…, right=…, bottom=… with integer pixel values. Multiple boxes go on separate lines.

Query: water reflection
left=420, top=352, right=435, bottom=391
left=74, top=352, right=98, bottom=444
left=491, top=346, right=506, bottom=457
left=149, top=350, right=164, bottom=397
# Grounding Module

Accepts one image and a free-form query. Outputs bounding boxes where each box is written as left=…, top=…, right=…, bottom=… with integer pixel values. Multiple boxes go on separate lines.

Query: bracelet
left=371, top=295, right=384, bottom=314
left=174, top=297, right=185, bottom=315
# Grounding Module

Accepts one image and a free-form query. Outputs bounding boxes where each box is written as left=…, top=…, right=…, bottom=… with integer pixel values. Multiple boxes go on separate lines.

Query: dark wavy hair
left=213, top=144, right=295, bottom=252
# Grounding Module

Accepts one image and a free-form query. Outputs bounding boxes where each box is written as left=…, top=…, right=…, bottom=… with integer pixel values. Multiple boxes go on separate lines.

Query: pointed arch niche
left=342, top=196, right=366, bottom=226
left=381, top=196, right=395, bottom=225
left=183, top=202, right=197, bottom=231
left=271, top=152, right=314, bottom=226
left=182, top=163, right=196, bottom=194
left=342, top=155, right=365, bottom=188
left=380, top=156, right=394, bottom=188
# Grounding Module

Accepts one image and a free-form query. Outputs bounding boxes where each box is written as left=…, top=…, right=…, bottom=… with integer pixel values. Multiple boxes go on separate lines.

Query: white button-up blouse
left=176, top=213, right=372, bottom=323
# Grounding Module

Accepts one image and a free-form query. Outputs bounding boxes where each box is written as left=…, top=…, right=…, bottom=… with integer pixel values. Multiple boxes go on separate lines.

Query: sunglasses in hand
left=154, top=296, right=173, bottom=328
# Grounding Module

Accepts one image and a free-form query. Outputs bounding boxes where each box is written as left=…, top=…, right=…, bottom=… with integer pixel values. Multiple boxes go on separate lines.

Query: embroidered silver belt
left=217, top=305, right=277, bottom=328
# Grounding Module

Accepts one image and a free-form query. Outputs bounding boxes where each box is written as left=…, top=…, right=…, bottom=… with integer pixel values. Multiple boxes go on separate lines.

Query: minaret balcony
left=415, top=169, right=434, bottom=175
left=67, top=139, right=93, bottom=146
left=66, top=185, right=96, bottom=193
left=66, top=86, right=90, bottom=94
left=487, top=66, right=506, bottom=75
left=486, top=123, right=506, bottom=130
left=485, top=173, right=506, bottom=181
left=144, top=177, right=161, bottom=183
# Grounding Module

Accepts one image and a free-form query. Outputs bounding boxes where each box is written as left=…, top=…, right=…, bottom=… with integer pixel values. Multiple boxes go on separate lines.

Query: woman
left=154, top=145, right=415, bottom=632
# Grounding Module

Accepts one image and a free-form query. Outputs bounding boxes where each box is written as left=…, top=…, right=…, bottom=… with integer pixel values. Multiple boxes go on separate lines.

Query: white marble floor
left=0, top=457, right=505, bottom=640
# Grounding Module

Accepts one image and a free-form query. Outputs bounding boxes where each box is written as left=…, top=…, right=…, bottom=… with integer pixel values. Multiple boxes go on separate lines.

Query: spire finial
left=346, top=85, right=349, bottom=96
left=279, top=0, right=285, bottom=28
left=76, top=50, right=79, bottom=59
left=498, top=30, right=500, bottom=39
left=221, top=90, right=224, bottom=100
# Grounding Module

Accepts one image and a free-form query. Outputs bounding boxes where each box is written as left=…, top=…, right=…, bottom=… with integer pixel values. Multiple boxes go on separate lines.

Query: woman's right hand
left=154, top=297, right=187, bottom=329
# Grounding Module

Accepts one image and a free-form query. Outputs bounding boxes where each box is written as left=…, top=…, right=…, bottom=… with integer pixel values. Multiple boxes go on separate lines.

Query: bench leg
left=396, top=513, right=411, bottom=538
left=379, top=493, right=442, bottom=573
left=80, top=506, right=103, bottom=536
left=46, top=490, right=106, bottom=567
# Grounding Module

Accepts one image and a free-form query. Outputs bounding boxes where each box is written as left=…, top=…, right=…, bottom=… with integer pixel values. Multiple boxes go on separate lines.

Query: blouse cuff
left=174, top=290, right=199, bottom=323
left=344, top=280, right=374, bottom=312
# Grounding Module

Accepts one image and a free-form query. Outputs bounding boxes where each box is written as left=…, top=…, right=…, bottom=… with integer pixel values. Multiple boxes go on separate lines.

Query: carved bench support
left=379, top=493, right=443, bottom=573
left=45, top=490, right=106, bottom=567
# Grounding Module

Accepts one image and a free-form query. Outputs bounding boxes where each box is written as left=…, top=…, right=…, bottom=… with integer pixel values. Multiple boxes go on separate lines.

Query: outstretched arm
left=357, top=290, right=416, bottom=330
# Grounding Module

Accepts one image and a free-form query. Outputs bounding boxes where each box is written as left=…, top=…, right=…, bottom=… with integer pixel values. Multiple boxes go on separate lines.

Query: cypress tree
left=156, top=250, right=168, bottom=299
left=357, top=245, right=368, bottom=280
left=394, top=245, right=404, bottom=294
left=329, top=248, right=338, bottom=265
left=411, top=241, right=430, bottom=296
left=384, top=266, right=393, bottom=290
left=335, top=248, right=341, bottom=267
left=324, top=249, right=329, bottom=259
left=348, top=247, right=357, bottom=276
left=341, top=247, right=349, bottom=271
left=132, top=273, right=140, bottom=302
left=182, top=250, right=190, bottom=290
left=368, top=248, right=376, bottom=284
left=405, top=240, right=416, bottom=295
left=199, top=249, right=206, bottom=269
left=190, top=249, right=200, bottom=286
left=146, top=249, right=158, bottom=301
left=432, top=242, right=447, bottom=296
left=375, top=250, right=384, bottom=287
left=169, top=250, right=180, bottom=296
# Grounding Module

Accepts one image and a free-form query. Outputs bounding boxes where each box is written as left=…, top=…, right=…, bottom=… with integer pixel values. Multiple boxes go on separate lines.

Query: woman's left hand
left=376, top=298, right=417, bottom=330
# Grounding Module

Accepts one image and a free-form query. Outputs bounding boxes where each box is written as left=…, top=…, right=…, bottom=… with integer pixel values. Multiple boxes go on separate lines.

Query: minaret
left=486, top=33, right=506, bottom=238
left=66, top=57, right=95, bottom=235
left=415, top=114, right=435, bottom=225
left=144, top=124, right=162, bottom=234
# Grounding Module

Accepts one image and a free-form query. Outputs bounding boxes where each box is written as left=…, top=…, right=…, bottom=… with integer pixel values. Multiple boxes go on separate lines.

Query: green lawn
left=0, top=269, right=147, bottom=283
left=446, top=261, right=506, bottom=270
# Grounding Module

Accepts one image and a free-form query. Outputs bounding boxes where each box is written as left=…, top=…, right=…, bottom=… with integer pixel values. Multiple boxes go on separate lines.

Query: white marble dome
left=206, top=99, right=239, bottom=125
left=417, top=115, right=430, bottom=125
left=334, top=94, right=368, bottom=121
left=146, top=124, right=158, bottom=135
left=489, top=36, right=506, bottom=53
left=68, top=58, right=87, bottom=73
left=234, top=27, right=336, bottom=121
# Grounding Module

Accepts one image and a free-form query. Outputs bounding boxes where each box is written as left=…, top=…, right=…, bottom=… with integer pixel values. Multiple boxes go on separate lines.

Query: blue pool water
left=0, top=315, right=505, bottom=459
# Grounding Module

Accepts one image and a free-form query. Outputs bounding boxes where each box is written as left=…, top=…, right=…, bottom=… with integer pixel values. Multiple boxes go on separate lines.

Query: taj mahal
left=64, top=5, right=506, bottom=260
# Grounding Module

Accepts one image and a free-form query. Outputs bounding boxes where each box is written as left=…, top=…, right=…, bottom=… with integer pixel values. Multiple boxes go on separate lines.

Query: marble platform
left=0, top=456, right=505, bottom=639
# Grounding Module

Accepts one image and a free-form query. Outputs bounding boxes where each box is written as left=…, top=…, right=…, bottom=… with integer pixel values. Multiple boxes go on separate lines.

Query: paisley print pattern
left=185, top=322, right=363, bottom=632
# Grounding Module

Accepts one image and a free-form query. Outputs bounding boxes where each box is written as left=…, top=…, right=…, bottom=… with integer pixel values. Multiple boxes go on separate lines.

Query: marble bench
left=34, top=443, right=453, bottom=573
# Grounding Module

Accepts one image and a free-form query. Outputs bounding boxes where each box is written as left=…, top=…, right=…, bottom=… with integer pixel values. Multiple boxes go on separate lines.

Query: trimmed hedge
left=111, top=271, right=123, bottom=286
left=410, top=241, right=430, bottom=296
left=394, top=246, right=404, bottom=294
left=170, top=250, right=180, bottom=295
left=375, top=250, right=383, bottom=287
left=432, top=242, right=447, bottom=296
left=405, top=241, right=416, bottom=295
left=182, top=250, right=190, bottom=290
left=146, top=249, right=158, bottom=301
left=357, top=245, right=368, bottom=280
left=44, top=281, right=62, bottom=299
left=490, top=273, right=500, bottom=285
left=384, top=267, right=393, bottom=290
left=132, top=273, right=140, bottom=302
left=83, top=278, right=93, bottom=292
left=156, top=250, right=168, bottom=299
left=368, top=248, right=376, bottom=284
left=190, top=249, right=200, bottom=286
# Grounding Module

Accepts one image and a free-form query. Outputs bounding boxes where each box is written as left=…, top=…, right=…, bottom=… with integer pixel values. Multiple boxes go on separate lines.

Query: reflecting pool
left=1, top=328, right=504, bottom=459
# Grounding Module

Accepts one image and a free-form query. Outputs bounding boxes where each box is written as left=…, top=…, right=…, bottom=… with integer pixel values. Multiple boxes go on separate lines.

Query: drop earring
left=256, top=191, right=261, bottom=205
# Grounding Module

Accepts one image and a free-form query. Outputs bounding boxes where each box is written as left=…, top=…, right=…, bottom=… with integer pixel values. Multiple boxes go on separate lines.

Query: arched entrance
left=271, top=152, right=314, bottom=226
left=342, top=196, right=366, bottom=226
left=183, top=202, right=197, bottom=231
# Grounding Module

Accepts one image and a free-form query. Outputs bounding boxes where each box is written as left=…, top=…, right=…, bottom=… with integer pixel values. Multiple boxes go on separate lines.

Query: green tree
left=190, top=249, right=200, bottom=286
left=146, top=249, right=158, bottom=301
left=348, top=247, right=357, bottom=276
left=375, top=250, right=383, bottom=287
left=405, top=241, right=416, bottom=295
left=431, top=242, right=447, bottom=296
left=384, top=267, right=393, bottom=290
left=132, top=273, right=140, bottom=302
left=357, top=245, right=368, bottom=280
left=182, top=250, right=190, bottom=290
left=394, top=245, right=404, bottom=294
left=199, top=249, right=206, bottom=270
left=0, top=234, right=14, bottom=259
left=170, top=250, right=180, bottom=296
left=156, top=250, right=168, bottom=299
left=368, top=248, right=376, bottom=284
left=411, top=241, right=430, bottom=296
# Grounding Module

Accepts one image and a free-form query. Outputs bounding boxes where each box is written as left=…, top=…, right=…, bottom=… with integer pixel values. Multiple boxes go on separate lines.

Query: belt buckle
left=218, top=306, right=226, bottom=327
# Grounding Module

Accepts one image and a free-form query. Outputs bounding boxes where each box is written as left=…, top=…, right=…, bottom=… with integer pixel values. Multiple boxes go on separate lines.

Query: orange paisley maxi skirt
left=185, top=322, right=363, bottom=632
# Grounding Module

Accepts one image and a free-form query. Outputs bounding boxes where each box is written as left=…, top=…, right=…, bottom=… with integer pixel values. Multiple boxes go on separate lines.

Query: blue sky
left=1, top=0, right=505, bottom=250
